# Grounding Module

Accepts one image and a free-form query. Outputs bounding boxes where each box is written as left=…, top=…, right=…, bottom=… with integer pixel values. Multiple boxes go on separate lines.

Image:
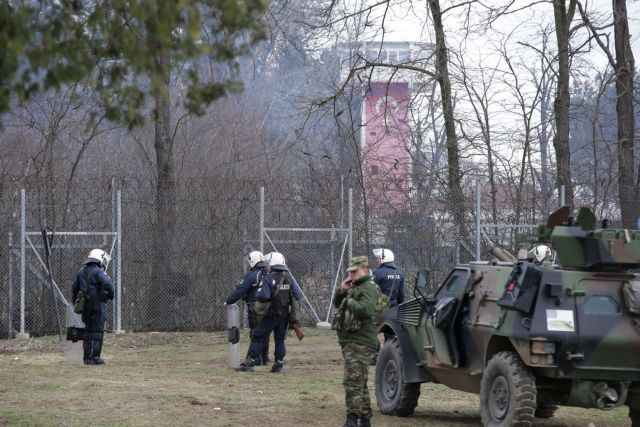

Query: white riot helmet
left=86, top=248, right=111, bottom=266
left=247, top=251, right=264, bottom=268
left=530, top=245, right=551, bottom=264
left=266, top=252, right=287, bottom=270
left=373, top=248, right=394, bottom=264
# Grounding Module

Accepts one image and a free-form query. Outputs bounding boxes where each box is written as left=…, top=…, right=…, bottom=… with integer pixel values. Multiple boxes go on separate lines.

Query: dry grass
left=0, top=330, right=631, bottom=426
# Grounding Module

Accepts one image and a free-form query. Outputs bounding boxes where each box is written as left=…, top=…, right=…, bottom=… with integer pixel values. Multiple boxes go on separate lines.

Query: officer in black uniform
left=370, top=248, right=404, bottom=365
left=242, top=252, right=302, bottom=373
left=71, top=249, right=115, bottom=365
left=224, top=250, right=270, bottom=365
left=372, top=248, right=405, bottom=307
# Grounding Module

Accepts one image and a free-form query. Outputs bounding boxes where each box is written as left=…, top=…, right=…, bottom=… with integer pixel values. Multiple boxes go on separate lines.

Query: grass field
left=0, top=329, right=631, bottom=426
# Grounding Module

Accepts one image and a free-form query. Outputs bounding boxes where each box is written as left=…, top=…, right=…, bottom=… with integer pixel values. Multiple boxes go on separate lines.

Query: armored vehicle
left=375, top=207, right=640, bottom=426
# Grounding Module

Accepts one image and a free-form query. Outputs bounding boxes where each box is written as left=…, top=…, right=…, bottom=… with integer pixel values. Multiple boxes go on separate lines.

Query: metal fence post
left=18, top=188, right=28, bottom=339
left=455, top=225, right=460, bottom=265
left=476, top=180, right=481, bottom=261
left=8, top=232, right=13, bottom=339
left=259, top=187, right=265, bottom=253
left=111, top=180, right=116, bottom=330
left=348, top=189, right=353, bottom=261
left=116, top=190, right=123, bottom=332
left=340, top=175, right=344, bottom=229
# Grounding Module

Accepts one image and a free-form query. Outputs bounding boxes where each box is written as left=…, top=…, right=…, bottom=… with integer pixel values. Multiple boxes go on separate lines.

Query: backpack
left=372, top=286, right=388, bottom=326
left=372, top=274, right=397, bottom=325
left=253, top=275, right=277, bottom=320
left=270, top=274, right=292, bottom=317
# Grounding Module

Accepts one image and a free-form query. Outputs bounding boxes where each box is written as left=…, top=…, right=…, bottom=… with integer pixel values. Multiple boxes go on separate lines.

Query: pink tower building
left=338, top=41, right=430, bottom=215
left=361, top=81, right=411, bottom=213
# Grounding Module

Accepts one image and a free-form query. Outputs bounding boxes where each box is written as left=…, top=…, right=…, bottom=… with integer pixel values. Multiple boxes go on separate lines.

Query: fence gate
left=7, top=189, right=122, bottom=339
left=257, top=187, right=353, bottom=327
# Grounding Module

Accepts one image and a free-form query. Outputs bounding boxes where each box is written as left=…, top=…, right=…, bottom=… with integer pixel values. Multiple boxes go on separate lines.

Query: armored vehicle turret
left=375, top=207, right=640, bottom=426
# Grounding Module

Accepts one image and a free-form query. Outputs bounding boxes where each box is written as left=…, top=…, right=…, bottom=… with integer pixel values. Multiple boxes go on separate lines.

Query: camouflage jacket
left=333, top=275, right=379, bottom=350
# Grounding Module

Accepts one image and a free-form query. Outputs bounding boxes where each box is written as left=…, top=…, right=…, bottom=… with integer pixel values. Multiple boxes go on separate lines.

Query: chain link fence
left=1, top=174, right=638, bottom=337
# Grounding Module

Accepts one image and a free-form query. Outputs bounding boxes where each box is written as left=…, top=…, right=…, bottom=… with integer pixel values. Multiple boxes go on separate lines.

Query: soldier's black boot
left=359, top=416, right=371, bottom=427
left=238, top=358, right=255, bottom=372
left=342, top=413, right=358, bottom=427
left=270, top=360, right=284, bottom=373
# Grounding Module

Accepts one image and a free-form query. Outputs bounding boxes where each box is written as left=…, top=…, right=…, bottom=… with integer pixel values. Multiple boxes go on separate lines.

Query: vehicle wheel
left=375, top=337, right=420, bottom=417
left=480, top=351, right=536, bottom=427
left=534, top=403, right=558, bottom=419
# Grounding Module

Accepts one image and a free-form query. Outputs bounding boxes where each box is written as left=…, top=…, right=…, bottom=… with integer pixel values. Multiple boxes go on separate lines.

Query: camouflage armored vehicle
left=375, top=206, right=640, bottom=426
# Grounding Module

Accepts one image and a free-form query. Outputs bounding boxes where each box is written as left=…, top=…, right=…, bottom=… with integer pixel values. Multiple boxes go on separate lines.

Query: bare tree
left=427, top=0, right=467, bottom=234
left=552, top=0, right=578, bottom=208
left=456, top=52, right=500, bottom=226
left=577, top=0, right=636, bottom=227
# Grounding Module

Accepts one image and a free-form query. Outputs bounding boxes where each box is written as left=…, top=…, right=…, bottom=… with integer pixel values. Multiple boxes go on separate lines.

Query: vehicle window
left=446, top=276, right=464, bottom=293
left=435, top=271, right=467, bottom=298
left=583, top=295, right=621, bottom=315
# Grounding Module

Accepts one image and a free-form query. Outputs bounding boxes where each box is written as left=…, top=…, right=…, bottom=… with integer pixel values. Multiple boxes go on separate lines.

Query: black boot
left=83, top=339, right=92, bottom=364
left=342, top=414, right=358, bottom=427
left=91, top=335, right=105, bottom=365
left=359, top=416, right=371, bottom=427
left=238, top=358, right=255, bottom=372
left=270, top=360, right=283, bottom=373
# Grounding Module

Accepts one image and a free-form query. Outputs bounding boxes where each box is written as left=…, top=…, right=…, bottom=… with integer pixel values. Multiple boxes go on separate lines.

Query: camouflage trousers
left=341, top=342, right=375, bottom=419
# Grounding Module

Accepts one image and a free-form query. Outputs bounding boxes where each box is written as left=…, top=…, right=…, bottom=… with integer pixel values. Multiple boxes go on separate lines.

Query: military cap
left=347, top=255, right=369, bottom=272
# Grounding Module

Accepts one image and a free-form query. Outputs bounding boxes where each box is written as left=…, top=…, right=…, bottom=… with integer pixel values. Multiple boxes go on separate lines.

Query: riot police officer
left=241, top=252, right=301, bottom=373
left=372, top=248, right=405, bottom=307
left=71, top=249, right=115, bottom=365
left=224, top=251, right=270, bottom=365
left=370, top=248, right=405, bottom=365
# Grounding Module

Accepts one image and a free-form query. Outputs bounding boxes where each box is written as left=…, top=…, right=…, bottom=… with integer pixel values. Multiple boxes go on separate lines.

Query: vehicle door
left=425, top=268, right=470, bottom=367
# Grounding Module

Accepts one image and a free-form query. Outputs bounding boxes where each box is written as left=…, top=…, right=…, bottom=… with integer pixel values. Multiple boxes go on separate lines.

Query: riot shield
left=227, top=303, right=240, bottom=368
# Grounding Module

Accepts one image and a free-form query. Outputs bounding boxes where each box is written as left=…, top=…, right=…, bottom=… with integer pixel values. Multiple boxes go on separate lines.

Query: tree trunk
left=427, top=0, right=467, bottom=238
left=552, top=0, right=575, bottom=208
left=613, top=0, right=636, bottom=228
left=538, top=36, right=552, bottom=214
left=149, top=49, right=176, bottom=329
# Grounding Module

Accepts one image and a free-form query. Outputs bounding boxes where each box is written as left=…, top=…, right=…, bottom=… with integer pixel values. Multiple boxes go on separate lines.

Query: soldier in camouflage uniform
left=334, top=256, right=379, bottom=427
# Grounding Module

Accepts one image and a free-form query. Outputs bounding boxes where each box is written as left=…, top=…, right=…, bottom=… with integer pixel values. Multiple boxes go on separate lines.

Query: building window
left=371, top=165, right=379, bottom=175
left=366, top=49, right=379, bottom=61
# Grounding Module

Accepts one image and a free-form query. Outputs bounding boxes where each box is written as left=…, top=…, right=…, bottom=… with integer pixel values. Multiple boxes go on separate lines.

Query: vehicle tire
left=534, top=403, right=557, bottom=419
left=375, top=337, right=420, bottom=417
left=480, top=351, right=536, bottom=427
